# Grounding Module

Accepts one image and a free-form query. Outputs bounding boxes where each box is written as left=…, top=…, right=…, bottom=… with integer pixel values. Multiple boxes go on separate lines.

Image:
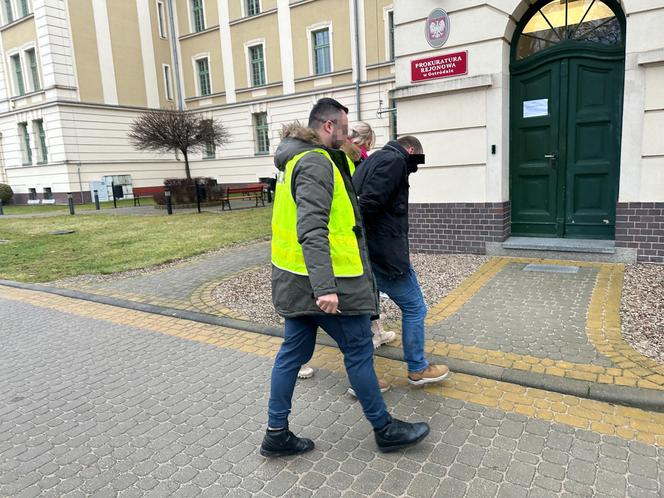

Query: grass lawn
left=1, top=197, right=154, bottom=215
left=0, top=206, right=271, bottom=283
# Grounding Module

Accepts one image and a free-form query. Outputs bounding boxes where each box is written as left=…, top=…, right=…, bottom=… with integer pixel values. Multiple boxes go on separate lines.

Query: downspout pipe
left=353, top=0, right=362, bottom=121
left=167, top=0, right=184, bottom=110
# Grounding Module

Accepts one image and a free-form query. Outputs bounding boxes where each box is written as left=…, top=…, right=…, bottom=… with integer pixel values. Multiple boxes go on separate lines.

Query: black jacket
left=352, top=141, right=410, bottom=278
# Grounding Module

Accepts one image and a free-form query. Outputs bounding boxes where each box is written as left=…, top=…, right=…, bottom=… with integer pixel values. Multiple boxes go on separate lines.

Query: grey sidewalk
left=1, top=296, right=663, bottom=498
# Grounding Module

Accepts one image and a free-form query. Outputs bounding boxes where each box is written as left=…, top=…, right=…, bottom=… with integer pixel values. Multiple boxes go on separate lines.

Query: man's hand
left=316, top=293, right=340, bottom=314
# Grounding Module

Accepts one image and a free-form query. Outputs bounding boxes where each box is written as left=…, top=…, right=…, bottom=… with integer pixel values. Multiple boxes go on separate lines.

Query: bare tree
left=128, top=109, right=231, bottom=179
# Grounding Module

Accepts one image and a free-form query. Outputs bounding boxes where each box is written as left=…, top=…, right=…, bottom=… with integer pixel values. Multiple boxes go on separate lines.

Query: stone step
left=486, top=237, right=636, bottom=263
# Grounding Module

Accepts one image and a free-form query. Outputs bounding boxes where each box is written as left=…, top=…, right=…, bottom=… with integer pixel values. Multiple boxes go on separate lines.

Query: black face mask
left=407, top=154, right=425, bottom=173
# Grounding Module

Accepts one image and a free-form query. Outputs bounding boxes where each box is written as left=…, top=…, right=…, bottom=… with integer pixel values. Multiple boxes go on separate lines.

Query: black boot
left=260, top=428, right=314, bottom=457
left=374, top=416, right=430, bottom=453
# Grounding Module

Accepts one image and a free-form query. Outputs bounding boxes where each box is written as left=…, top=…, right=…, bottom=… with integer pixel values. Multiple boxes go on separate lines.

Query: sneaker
left=374, top=416, right=430, bottom=453
left=371, top=319, right=397, bottom=349
left=260, top=428, right=314, bottom=457
left=297, top=365, right=315, bottom=379
left=347, top=379, right=390, bottom=398
left=407, top=364, right=450, bottom=386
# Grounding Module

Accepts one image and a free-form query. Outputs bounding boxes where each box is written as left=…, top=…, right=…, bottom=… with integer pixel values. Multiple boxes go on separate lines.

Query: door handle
left=544, top=153, right=557, bottom=170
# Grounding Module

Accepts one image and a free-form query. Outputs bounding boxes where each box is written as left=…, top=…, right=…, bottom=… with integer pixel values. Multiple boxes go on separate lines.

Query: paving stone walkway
left=1, top=288, right=664, bottom=498
left=427, top=263, right=611, bottom=367
left=52, top=242, right=664, bottom=393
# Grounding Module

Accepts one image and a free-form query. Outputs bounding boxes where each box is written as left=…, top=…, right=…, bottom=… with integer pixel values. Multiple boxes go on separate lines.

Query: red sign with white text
left=411, top=51, right=468, bottom=82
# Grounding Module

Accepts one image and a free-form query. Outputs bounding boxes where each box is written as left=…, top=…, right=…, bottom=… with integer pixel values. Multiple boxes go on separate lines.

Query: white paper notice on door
left=523, top=99, right=548, bottom=118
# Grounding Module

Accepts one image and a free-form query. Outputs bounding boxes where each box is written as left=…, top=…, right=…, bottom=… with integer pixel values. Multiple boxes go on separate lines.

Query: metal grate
left=523, top=263, right=579, bottom=274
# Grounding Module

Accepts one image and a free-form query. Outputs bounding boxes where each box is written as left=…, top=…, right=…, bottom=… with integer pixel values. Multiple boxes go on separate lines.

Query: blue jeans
left=268, top=314, right=390, bottom=430
left=374, top=266, right=429, bottom=373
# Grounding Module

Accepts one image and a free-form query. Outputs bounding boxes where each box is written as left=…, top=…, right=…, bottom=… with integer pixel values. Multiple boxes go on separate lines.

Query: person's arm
left=292, top=153, right=338, bottom=303
left=357, top=156, right=402, bottom=219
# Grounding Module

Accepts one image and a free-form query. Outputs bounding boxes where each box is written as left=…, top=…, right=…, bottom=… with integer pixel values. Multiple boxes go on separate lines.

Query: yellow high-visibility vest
left=271, top=149, right=363, bottom=277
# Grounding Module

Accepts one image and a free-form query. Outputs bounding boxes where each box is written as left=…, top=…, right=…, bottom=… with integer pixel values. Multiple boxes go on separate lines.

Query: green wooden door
left=564, top=58, right=623, bottom=238
left=511, top=60, right=562, bottom=237
left=510, top=55, right=623, bottom=239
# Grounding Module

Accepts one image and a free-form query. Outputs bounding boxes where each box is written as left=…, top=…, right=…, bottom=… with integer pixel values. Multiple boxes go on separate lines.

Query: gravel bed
left=213, top=253, right=490, bottom=327
left=620, top=263, right=664, bottom=363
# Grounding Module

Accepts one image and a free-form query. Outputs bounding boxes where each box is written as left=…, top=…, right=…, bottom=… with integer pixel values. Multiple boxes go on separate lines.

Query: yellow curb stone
left=2, top=284, right=664, bottom=447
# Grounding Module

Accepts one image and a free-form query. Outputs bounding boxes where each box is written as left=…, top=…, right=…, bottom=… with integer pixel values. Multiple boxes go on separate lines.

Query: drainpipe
left=167, top=0, right=184, bottom=110
left=353, top=0, right=362, bottom=121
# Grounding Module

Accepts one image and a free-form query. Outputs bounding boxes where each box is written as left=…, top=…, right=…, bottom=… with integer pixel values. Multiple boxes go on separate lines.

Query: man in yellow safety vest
left=261, top=98, right=431, bottom=457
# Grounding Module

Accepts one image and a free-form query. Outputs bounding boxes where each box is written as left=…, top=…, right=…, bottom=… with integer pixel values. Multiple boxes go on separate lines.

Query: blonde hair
left=349, top=121, right=376, bottom=150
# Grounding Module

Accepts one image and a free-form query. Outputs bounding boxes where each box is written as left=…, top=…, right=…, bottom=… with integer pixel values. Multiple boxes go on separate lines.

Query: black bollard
left=93, top=189, right=100, bottom=210
left=165, top=189, right=173, bottom=215
left=67, top=193, right=75, bottom=215
left=195, top=182, right=201, bottom=213
left=0, top=199, right=3, bottom=215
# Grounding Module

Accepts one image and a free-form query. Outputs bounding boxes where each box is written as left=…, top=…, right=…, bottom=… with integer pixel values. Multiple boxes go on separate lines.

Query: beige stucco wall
left=364, top=0, right=392, bottom=66
left=229, top=0, right=277, bottom=21
left=179, top=29, right=224, bottom=99
left=290, top=0, right=352, bottom=80
left=393, top=1, right=511, bottom=204
left=150, top=1, right=176, bottom=107
left=67, top=0, right=104, bottom=103
left=230, top=12, right=281, bottom=90
left=1, top=17, right=37, bottom=52
left=393, top=0, right=664, bottom=205
left=107, top=2, right=147, bottom=107
left=618, top=1, right=664, bottom=202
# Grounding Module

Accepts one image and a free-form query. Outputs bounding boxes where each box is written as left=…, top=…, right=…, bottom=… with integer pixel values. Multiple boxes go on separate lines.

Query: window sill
left=295, top=68, right=352, bottom=83
left=11, top=88, right=45, bottom=103
left=0, top=13, right=34, bottom=31
left=255, top=152, right=270, bottom=156
left=229, top=8, right=278, bottom=25
left=236, top=82, right=282, bottom=94
left=366, top=61, right=395, bottom=70
left=179, top=25, right=219, bottom=41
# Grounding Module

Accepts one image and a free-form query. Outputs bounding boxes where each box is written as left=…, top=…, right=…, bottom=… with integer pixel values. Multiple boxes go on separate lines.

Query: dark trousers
left=267, top=314, right=390, bottom=429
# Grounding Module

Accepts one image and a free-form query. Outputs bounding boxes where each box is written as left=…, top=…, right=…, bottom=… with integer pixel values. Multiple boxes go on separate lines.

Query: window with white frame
left=25, top=48, right=40, bottom=91
left=203, top=119, right=215, bottom=158
left=311, top=28, right=331, bottom=75
left=18, top=0, right=29, bottom=17
left=163, top=64, right=173, bottom=100
left=33, top=119, right=47, bottom=164
left=246, top=0, right=260, bottom=16
left=248, top=44, right=265, bottom=87
left=10, top=54, right=24, bottom=96
left=18, top=123, right=31, bottom=165
left=191, top=0, right=205, bottom=32
left=3, top=0, right=13, bottom=24
left=43, top=187, right=52, bottom=200
left=253, top=112, right=269, bottom=155
left=156, top=0, right=167, bottom=38
left=28, top=187, right=36, bottom=200
left=196, top=57, right=211, bottom=96
left=387, top=10, right=395, bottom=61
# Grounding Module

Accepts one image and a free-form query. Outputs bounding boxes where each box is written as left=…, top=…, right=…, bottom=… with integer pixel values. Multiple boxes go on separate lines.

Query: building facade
left=393, top=0, right=664, bottom=263
left=0, top=0, right=396, bottom=203
left=1, top=0, right=663, bottom=263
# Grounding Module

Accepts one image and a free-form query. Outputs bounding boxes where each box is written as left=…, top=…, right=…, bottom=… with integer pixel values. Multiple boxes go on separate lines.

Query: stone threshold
left=487, top=237, right=637, bottom=264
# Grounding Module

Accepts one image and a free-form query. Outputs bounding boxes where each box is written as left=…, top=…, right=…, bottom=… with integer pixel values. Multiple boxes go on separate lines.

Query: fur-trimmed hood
left=274, top=122, right=323, bottom=171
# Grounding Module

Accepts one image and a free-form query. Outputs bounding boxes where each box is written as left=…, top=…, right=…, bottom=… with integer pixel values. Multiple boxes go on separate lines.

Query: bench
left=221, top=183, right=266, bottom=210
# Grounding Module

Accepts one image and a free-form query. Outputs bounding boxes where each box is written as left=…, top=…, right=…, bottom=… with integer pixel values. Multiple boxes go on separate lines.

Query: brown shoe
left=408, top=364, right=450, bottom=386
left=347, top=379, right=390, bottom=398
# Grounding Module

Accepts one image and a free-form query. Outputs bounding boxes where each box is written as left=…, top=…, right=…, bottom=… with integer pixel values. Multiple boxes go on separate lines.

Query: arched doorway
left=510, top=0, right=625, bottom=239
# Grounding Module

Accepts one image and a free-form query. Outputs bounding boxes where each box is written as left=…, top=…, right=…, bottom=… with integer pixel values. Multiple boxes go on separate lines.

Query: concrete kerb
left=3, top=278, right=664, bottom=413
